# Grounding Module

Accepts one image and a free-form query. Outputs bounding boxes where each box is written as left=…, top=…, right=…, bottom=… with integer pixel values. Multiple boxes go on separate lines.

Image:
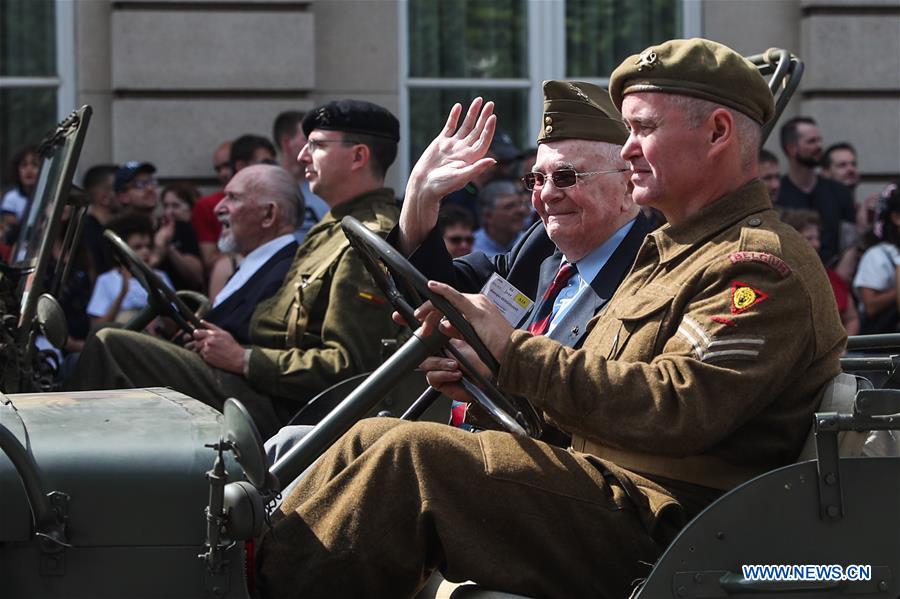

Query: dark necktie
left=527, top=262, right=577, bottom=336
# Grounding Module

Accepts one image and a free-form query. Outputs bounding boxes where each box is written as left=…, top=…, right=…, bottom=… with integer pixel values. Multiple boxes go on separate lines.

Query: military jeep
left=3, top=49, right=900, bottom=599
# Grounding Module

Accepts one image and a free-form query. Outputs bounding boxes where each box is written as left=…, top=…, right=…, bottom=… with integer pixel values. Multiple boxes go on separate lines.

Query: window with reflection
left=404, top=0, right=680, bottom=178
left=0, top=0, right=58, bottom=190
left=566, top=0, right=679, bottom=78
left=408, top=0, right=530, bottom=167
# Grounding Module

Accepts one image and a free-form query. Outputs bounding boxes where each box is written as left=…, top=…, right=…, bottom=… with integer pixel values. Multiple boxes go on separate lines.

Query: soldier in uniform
left=68, top=100, right=402, bottom=439
left=256, top=40, right=846, bottom=598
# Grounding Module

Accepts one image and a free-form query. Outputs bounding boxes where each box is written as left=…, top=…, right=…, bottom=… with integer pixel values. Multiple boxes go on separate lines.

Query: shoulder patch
left=729, top=251, right=791, bottom=278
left=730, top=281, right=768, bottom=314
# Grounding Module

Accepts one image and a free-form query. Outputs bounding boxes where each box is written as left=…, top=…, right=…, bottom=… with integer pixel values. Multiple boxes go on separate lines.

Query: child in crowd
left=782, top=208, right=860, bottom=335
left=87, top=213, right=173, bottom=329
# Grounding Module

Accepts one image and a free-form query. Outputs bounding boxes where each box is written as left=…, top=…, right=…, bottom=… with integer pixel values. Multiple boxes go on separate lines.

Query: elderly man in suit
left=395, top=81, right=653, bottom=430
left=397, top=81, right=651, bottom=349
left=202, top=164, right=299, bottom=344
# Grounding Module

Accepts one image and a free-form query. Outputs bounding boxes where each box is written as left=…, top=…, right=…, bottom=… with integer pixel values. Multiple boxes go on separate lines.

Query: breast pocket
left=609, top=285, right=675, bottom=361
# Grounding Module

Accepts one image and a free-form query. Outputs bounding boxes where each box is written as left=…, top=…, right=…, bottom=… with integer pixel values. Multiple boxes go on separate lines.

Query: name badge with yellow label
left=480, top=272, right=534, bottom=325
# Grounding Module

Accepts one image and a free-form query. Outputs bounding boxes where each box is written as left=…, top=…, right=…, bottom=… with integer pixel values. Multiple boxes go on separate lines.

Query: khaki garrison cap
left=537, top=80, right=628, bottom=145
left=609, top=38, right=775, bottom=125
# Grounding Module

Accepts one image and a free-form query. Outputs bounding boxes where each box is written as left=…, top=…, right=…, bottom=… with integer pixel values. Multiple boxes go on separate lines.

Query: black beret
left=609, top=38, right=775, bottom=125
left=301, top=99, right=400, bottom=142
left=538, top=80, right=628, bottom=145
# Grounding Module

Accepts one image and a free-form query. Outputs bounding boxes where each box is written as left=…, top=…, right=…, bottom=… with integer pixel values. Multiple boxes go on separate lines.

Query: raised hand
left=398, top=98, right=498, bottom=253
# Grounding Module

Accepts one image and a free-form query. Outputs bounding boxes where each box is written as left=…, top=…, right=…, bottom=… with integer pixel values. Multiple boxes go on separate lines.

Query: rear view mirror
left=35, top=293, right=67, bottom=349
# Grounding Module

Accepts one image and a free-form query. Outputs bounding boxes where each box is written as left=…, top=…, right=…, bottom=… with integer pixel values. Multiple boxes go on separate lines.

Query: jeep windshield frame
left=9, top=106, right=92, bottom=345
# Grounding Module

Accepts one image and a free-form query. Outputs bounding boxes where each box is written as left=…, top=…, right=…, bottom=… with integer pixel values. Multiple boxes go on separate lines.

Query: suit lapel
left=587, top=211, right=654, bottom=300
left=545, top=291, right=607, bottom=347
left=533, top=213, right=654, bottom=345
left=208, top=241, right=298, bottom=321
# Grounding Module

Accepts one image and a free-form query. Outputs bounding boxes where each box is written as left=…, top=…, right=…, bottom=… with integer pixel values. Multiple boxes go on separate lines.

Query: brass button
left=544, top=116, right=552, bottom=125
left=748, top=217, right=762, bottom=227
left=545, top=125, right=553, bottom=133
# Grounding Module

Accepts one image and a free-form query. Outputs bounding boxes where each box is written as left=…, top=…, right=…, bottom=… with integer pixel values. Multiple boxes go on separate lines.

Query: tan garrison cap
left=537, top=80, right=628, bottom=145
left=609, top=38, right=774, bottom=125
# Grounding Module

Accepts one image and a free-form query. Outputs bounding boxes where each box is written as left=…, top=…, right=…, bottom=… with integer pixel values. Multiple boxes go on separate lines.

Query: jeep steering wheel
left=340, top=216, right=543, bottom=438
left=103, top=229, right=202, bottom=335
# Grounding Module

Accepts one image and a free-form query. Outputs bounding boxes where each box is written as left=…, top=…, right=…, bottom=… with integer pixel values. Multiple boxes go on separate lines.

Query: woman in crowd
left=438, top=204, right=475, bottom=258
left=2, top=145, right=41, bottom=241
left=153, top=182, right=203, bottom=291
left=854, top=183, right=900, bottom=334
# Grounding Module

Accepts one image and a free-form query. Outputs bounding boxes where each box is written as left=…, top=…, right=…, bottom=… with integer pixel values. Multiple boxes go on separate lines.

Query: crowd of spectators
left=0, top=107, right=896, bottom=368
left=766, top=116, right=899, bottom=336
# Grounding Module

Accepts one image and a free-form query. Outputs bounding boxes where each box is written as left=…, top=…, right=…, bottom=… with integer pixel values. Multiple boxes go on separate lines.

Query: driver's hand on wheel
left=419, top=339, right=491, bottom=404
left=414, top=280, right=514, bottom=362
left=189, top=321, right=246, bottom=374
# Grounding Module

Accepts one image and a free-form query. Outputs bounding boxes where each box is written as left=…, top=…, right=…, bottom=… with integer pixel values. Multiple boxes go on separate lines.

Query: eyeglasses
left=522, top=168, right=628, bottom=191
left=446, top=235, right=475, bottom=245
left=306, top=138, right=351, bottom=152
left=129, top=177, right=158, bottom=190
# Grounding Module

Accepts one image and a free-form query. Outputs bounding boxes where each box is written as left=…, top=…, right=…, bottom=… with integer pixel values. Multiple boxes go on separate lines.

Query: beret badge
left=315, top=106, right=330, bottom=126
left=636, top=50, right=659, bottom=71
left=569, top=83, right=591, bottom=102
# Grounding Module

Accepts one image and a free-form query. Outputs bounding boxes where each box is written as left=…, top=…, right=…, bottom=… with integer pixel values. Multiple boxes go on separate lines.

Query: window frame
left=397, top=0, right=702, bottom=189
left=0, top=0, right=77, bottom=126
left=0, top=0, right=75, bottom=190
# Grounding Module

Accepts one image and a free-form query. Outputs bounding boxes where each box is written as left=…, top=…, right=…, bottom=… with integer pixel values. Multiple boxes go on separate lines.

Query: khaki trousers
left=257, top=418, right=680, bottom=599
left=67, top=328, right=285, bottom=438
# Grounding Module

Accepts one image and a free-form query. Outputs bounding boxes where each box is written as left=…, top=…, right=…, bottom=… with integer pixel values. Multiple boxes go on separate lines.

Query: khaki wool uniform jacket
left=246, top=188, right=402, bottom=417
left=500, top=179, right=847, bottom=491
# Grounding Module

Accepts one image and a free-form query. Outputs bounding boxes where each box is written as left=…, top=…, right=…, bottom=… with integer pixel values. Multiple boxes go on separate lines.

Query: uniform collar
left=318, top=187, right=396, bottom=223
left=651, top=179, right=771, bottom=264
